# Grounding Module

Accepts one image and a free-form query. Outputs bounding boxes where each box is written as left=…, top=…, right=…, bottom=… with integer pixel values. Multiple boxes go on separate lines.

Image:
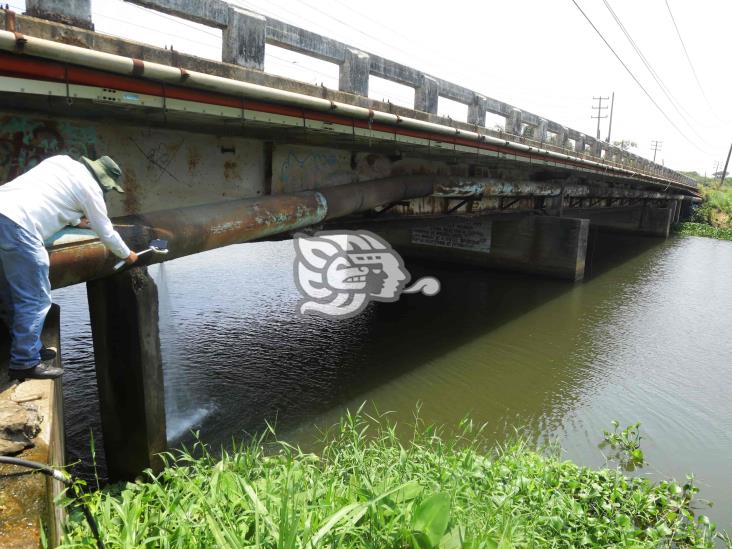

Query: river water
left=53, top=232, right=732, bottom=530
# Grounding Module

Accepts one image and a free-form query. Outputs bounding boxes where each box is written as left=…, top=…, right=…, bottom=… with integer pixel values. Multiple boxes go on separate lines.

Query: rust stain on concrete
left=224, top=161, right=238, bottom=181
left=187, top=147, right=201, bottom=173
left=123, top=167, right=141, bottom=214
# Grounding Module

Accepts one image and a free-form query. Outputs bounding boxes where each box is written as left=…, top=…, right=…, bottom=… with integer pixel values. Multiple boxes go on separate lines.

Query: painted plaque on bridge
left=411, top=220, right=492, bottom=252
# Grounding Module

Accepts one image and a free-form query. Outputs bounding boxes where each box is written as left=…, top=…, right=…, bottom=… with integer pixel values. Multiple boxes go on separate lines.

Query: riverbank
left=674, top=222, right=732, bottom=240
left=677, top=175, right=732, bottom=240
left=58, top=409, right=725, bottom=548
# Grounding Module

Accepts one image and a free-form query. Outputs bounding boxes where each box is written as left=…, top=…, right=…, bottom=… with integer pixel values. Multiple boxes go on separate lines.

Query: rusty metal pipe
left=48, top=175, right=439, bottom=289
left=319, top=176, right=436, bottom=220
left=49, top=193, right=327, bottom=289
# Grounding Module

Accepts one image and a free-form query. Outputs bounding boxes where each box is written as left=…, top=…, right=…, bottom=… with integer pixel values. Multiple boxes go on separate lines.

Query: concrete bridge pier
left=565, top=205, right=673, bottom=238
left=86, top=267, right=166, bottom=481
left=355, top=214, right=590, bottom=281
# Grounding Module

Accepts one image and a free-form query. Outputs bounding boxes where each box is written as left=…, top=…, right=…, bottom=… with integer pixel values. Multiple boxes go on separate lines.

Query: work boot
left=8, top=360, right=64, bottom=381
left=40, top=346, right=58, bottom=361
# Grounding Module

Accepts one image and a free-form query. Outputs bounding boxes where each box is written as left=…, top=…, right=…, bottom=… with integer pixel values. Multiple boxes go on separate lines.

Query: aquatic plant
left=601, top=420, right=645, bottom=469
left=674, top=222, right=732, bottom=241
left=57, top=407, right=723, bottom=548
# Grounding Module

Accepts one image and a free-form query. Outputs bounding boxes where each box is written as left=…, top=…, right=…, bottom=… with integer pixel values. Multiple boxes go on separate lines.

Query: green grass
left=57, top=408, right=725, bottom=548
left=674, top=222, right=732, bottom=241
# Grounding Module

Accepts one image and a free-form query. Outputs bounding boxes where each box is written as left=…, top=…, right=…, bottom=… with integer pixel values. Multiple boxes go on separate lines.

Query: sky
left=9, top=0, right=731, bottom=174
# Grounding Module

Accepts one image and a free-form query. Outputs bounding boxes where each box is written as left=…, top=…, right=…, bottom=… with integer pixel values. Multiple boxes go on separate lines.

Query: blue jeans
left=0, top=214, right=51, bottom=370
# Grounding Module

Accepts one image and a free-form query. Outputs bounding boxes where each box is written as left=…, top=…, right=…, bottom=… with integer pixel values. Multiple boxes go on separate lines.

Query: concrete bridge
left=0, top=0, right=698, bottom=510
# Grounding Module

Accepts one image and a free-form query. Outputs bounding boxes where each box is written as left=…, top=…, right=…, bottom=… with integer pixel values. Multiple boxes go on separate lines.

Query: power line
left=569, top=0, right=707, bottom=156
left=601, top=0, right=709, bottom=146
left=663, top=0, right=719, bottom=120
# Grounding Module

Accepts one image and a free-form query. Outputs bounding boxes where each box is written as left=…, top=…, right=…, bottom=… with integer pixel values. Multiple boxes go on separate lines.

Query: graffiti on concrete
left=0, top=117, right=98, bottom=182
left=277, top=147, right=354, bottom=192
left=128, top=137, right=183, bottom=183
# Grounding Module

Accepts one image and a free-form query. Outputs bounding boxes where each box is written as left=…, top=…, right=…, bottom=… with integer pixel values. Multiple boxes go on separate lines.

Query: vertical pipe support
left=87, top=267, right=167, bottom=481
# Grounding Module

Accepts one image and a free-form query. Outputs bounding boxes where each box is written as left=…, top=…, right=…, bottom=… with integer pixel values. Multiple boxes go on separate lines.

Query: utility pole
left=592, top=96, right=609, bottom=140
left=719, top=141, right=732, bottom=188
left=605, top=92, right=615, bottom=143
left=650, top=140, right=663, bottom=163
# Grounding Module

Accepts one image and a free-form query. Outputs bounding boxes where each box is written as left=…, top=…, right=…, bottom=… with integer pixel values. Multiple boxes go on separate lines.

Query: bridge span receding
left=0, top=0, right=699, bottom=487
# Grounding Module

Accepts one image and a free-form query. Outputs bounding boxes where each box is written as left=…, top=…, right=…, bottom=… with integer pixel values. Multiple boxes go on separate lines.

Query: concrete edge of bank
left=0, top=304, right=66, bottom=548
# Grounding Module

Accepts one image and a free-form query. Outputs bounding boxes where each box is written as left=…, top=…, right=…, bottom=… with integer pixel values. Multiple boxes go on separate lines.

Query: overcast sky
left=12, top=0, right=730, bottom=174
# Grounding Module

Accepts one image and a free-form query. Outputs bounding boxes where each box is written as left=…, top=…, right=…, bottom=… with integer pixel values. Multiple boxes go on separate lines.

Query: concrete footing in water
left=87, top=267, right=167, bottom=481
left=0, top=304, right=65, bottom=548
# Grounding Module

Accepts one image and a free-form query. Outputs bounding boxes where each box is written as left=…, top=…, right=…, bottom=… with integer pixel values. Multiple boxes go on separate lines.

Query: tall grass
left=58, top=407, right=724, bottom=548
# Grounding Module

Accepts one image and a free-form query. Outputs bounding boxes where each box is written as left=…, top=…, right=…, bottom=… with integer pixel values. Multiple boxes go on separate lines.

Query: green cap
left=81, top=155, right=125, bottom=193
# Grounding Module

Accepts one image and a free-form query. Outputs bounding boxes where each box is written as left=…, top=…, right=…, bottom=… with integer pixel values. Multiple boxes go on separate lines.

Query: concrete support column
left=25, top=0, right=93, bottom=29
left=87, top=268, right=167, bottom=481
left=415, top=75, right=438, bottom=114
left=467, top=94, right=487, bottom=127
left=594, top=141, right=603, bottom=158
left=584, top=137, right=597, bottom=157
left=574, top=135, right=586, bottom=154
left=507, top=108, right=522, bottom=136
left=639, top=205, right=673, bottom=237
left=339, top=48, right=370, bottom=96
left=535, top=118, right=548, bottom=143
left=557, top=126, right=568, bottom=148
left=222, top=7, right=266, bottom=70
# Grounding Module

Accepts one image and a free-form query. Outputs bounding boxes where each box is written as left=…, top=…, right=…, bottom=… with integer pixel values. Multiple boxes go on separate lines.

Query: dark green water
left=54, top=231, right=732, bottom=530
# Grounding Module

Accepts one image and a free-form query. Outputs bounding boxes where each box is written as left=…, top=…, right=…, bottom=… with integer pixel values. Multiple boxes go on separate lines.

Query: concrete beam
left=125, top=0, right=229, bottom=28
left=25, top=0, right=93, bottom=29
left=415, top=75, right=438, bottom=114
left=353, top=214, right=589, bottom=281
left=87, top=267, right=167, bottom=481
left=565, top=205, right=673, bottom=237
left=222, top=6, right=266, bottom=70
left=339, top=48, right=369, bottom=96
left=266, top=17, right=346, bottom=63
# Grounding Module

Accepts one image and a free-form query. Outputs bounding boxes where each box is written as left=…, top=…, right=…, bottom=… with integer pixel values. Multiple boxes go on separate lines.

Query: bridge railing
left=23, top=0, right=696, bottom=188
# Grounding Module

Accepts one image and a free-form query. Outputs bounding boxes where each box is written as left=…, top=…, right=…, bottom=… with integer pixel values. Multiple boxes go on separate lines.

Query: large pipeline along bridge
left=0, top=1, right=700, bottom=534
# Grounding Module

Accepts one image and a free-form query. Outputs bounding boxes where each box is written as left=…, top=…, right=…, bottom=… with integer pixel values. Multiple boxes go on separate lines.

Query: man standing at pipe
left=0, top=155, right=138, bottom=381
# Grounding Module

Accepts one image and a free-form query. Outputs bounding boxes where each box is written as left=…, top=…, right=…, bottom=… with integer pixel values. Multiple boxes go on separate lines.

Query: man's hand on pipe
left=125, top=251, right=139, bottom=265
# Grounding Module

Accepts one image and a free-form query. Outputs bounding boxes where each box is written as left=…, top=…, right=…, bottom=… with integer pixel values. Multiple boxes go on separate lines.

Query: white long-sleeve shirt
left=0, top=155, right=131, bottom=259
